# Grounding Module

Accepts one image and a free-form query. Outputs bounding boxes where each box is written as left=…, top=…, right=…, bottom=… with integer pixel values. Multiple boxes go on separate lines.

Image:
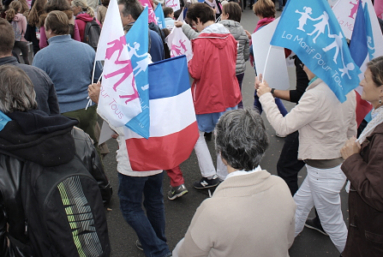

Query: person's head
left=71, top=0, right=94, bottom=17
left=118, top=0, right=143, bottom=26
left=44, top=0, right=71, bottom=13
left=163, top=6, right=174, bottom=19
left=28, top=0, right=47, bottom=26
left=45, top=10, right=69, bottom=38
left=5, top=1, right=22, bottom=21
left=186, top=3, right=215, bottom=32
left=0, top=18, right=15, bottom=57
left=253, top=0, right=275, bottom=19
left=221, top=2, right=241, bottom=22
left=215, top=109, right=269, bottom=171
left=0, top=65, right=37, bottom=113
left=360, top=56, right=383, bottom=109
left=101, top=0, right=110, bottom=7
left=18, top=0, right=29, bottom=13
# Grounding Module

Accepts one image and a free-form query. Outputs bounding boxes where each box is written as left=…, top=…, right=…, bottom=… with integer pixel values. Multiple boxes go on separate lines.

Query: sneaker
left=193, top=176, right=220, bottom=190
left=168, top=184, right=188, bottom=200
left=136, top=239, right=143, bottom=251
left=304, top=218, right=328, bottom=236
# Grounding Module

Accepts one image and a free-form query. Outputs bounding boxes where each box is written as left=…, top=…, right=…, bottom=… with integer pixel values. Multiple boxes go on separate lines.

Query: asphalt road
left=102, top=8, right=348, bottom=257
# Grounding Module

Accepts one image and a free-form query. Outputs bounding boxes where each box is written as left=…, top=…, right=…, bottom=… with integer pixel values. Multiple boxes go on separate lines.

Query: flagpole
left=262, top=45, right=272, bottom=83
left=91, top=56, right=97, bottom=84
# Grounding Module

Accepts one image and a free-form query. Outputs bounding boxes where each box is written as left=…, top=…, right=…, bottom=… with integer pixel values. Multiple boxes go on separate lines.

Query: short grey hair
left=0, top=65, right=38, bottom=113
left=215, top=109, right=269, bottom=171
left=118, top=0, right=143, bottom=20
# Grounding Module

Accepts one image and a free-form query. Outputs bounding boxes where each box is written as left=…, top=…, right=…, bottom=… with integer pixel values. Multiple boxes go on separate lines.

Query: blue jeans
left=118, top=172, right=170, bottom=257
left=253, top=92, right=288, bottom=116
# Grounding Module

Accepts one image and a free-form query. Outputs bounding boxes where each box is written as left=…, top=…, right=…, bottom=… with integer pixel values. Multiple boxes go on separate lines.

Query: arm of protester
left=256, top=75, right=319, bottom=137
left=346, top=91, right=357, bottom=138
left=341, top=136, right=383, bottom=211
left=245, top=30, right=252, bottom=40
left=188, top=40, right=204, bottom=80
left=88, top=82, right=101, bottom=104
left=271, top=89, right=290, bottom=101
left=39, top=26, right=48, bottom=49
left=176, top=21, right=199, bottom=40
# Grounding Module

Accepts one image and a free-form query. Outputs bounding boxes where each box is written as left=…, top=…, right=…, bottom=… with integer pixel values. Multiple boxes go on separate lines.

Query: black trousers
left=277, top=131, right=305, bottom=196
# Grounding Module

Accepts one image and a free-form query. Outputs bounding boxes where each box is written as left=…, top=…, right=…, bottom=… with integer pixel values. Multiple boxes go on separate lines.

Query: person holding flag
left=256, top=63, right=356, bottom=252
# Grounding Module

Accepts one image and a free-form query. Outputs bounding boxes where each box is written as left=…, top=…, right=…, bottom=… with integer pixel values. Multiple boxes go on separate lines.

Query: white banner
left=165, top=0, right=181, bottom=12
left=167, top=27, right=193, bottom=62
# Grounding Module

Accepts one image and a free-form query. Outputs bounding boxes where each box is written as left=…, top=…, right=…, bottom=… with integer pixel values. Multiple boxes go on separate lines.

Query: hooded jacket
left=75, top=13, right=101, bottom=42
left=188, top=23, right=241, bottom=115
left=0, top=110, right=112, bottom=257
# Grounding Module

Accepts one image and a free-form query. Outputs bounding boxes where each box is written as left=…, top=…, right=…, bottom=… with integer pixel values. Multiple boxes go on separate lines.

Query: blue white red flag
left=125, top=7, right=150, bottom=139
left=124, top=56, right=199, bottom=171
left=95, top=0, right=142, bottom=128
left=271, top=0, right=361, bottom=103
left=350, top=1, right=374, bottom=125
left=154, top=4, right=166, bottom=29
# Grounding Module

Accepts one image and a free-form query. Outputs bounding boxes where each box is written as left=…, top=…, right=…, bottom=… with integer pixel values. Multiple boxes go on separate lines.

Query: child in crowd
left=163, top=6, right=174, bottom=30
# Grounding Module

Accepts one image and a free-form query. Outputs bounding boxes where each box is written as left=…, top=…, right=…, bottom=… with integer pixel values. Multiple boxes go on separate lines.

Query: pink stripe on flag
left=126, top=122, right=199, bottom=171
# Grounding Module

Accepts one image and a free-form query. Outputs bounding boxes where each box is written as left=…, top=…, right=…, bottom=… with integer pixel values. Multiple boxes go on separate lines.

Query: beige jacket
left=177, top=170, right=296, bottom=257
left=259, top=79, right=356, bottom=160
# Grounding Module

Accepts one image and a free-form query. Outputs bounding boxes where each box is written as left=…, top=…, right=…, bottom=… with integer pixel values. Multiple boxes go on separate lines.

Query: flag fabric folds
left=124, top=56, right=199, bottom=171
left=95, top=0, right=141, bottom=128
left=154, top=4, right=166, bottom=29
left=138, top=0, right=157, bottom=24
left=271, top=0, right=361, bottom=103
left=167, top=27, right=193, bottom=62
left=125, top=7, right=150, bottom=139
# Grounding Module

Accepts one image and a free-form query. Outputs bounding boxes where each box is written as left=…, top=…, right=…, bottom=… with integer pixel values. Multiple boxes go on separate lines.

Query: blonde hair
left=72, top=0, right=94, bottom=17
left=5, top=1, right=22, bottom=21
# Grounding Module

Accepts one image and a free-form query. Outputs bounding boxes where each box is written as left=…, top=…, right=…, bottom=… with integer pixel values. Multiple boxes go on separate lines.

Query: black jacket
left=0, top=110, right=112, bottom=257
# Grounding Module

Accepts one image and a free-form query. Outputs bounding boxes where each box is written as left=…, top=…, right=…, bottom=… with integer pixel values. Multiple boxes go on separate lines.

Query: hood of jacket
left=219, top=19, right=243, bottom=33
left=76, top=13, right=94, bottom=23
left=0, top=110, right=78, bottom=167
left=196, top=23, right=231, bottom=49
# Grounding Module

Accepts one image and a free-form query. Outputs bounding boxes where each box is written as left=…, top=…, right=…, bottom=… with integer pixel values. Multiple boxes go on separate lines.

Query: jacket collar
left=0, top=56, right=19, bottom=66
left=47, top=34, right=72, bottom=45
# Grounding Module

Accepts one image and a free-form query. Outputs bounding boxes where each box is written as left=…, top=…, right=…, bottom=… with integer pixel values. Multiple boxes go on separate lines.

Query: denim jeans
left=118, top=172, right=170, bottom=257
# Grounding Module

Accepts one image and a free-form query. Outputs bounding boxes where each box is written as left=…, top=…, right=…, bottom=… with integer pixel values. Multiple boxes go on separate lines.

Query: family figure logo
left=349, top=0, right=359, bottom=19
left=166, top=0, right=178, bottom=8
left=271, top=0, right=361, bottom=102
left=170, top=39, right=188, bottom=56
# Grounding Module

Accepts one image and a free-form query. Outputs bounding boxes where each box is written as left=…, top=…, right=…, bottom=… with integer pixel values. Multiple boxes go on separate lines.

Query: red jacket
left=188, top=31, right=241, bottom=115
left=75, top=13, right=100, bottom=42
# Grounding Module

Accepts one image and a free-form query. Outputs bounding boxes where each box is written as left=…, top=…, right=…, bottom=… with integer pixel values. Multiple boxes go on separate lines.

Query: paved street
left=102, top=8, right=348, bottom=257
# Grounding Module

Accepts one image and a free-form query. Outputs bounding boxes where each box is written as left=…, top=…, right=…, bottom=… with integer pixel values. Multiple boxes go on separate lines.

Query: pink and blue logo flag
left=271, top=0, right=361, bottom=103
left=95, top=0, right=142, bottom=129
left=124, top=56, right=199, bottom=171
left=154, top=4, right=166, bottom=29
left=0, top=111, right=11, bottom=131
left=138, top=0, right=157, bottom=24
left=125, top=7, right=150, bottom=139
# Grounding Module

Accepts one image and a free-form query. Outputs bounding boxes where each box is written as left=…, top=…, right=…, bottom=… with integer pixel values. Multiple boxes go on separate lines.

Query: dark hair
left=118, top=0, right=143, bottom=21
left=222, top=2, right=241, bottom=22
left=0, top=65, right=38, bottom=113
left=215, top=109, right=269, bottom=171
left=186, top=3, right=215, bottom=25
left=101, top=0, right=110, bottom=7
left=0, top=18, right=15, bottom=55
left=45, top=10, right=69, bottom=35
left=173, top=9, right=182, bottom=20
left=163, top=7, right=173, bottom=18
left=253, top=0, right=275, bottom=18
left=367, top=56, right=383, bottom=87
left=44, top=0, right=71, bottom=13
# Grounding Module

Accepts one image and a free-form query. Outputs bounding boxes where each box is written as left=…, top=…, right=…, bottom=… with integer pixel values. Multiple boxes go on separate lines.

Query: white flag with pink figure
left=167, top=27, right=193, bottom=62
left=138, top=0, right=158, bottom=24
left=95, top=0, right=142, bottom=128
left=165, top=0, right=181, bottom=12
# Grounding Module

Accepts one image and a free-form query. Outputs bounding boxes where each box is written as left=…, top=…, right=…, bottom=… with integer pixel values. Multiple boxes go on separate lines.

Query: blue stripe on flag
left=148, top=55, right=191, bottom=99
left=350, top=0, right=367, bottom=67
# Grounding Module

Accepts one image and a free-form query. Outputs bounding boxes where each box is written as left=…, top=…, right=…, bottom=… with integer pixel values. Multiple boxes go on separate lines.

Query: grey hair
left=118, top=0, right=143, bottom=20
left=215, top=109, right=269, bottom=171
left=0, top=65, right=38, bottom=113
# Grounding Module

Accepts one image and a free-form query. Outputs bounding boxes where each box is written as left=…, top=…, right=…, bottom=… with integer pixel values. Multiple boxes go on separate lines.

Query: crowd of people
left=0, top=0, right=383, bottom=256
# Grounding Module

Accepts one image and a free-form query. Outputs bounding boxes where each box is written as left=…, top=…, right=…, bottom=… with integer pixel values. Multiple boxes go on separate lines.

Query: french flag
left=124, top=55, right=199, bottom=171
left=350, top=0, right=374, bottom=126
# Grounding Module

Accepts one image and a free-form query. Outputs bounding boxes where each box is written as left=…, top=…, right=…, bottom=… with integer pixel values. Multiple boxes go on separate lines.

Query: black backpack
left=16, top=154, right=111, bottom=257
left=84, top=19, right=101, bottom=51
